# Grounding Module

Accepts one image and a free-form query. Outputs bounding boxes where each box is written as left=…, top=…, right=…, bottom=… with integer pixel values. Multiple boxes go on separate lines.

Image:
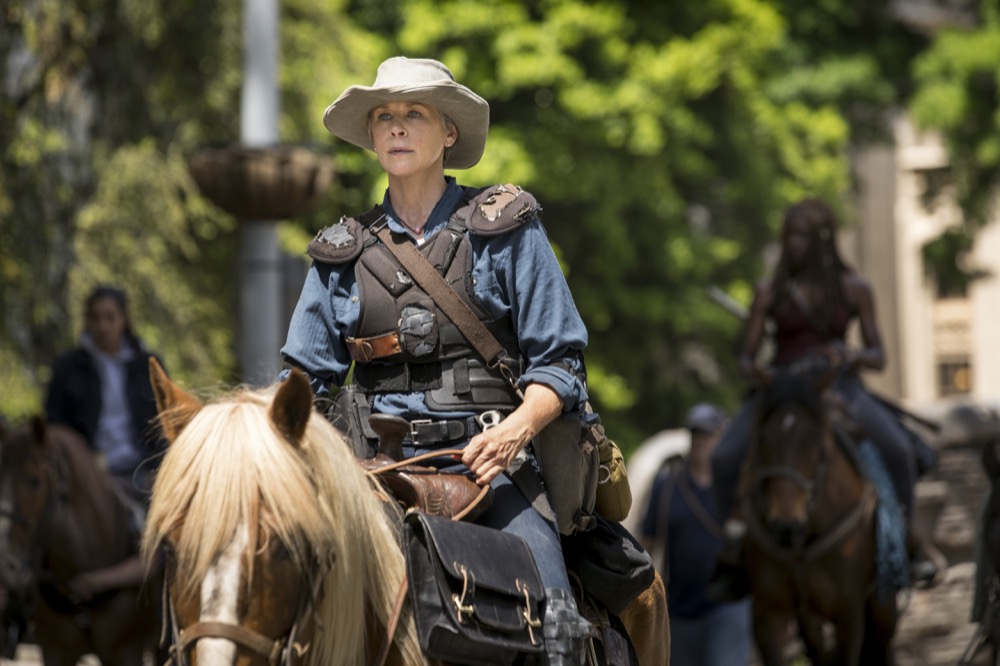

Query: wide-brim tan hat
left=323, top=57, right=490, bottom=170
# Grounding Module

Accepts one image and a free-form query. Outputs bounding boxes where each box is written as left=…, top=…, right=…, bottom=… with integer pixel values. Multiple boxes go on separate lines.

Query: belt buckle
left=409, top=419, right=433, bottom=444
left=476, top=410, right=503, bottom=432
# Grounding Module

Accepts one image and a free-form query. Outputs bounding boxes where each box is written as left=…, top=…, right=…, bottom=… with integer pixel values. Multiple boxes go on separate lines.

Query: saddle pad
left=858, top=440, right=910, bottom=593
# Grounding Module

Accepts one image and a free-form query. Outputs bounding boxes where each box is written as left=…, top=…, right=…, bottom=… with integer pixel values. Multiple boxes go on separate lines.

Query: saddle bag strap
left=676, top=470, right=724, bottom=540
left=371, top=221, right=523, bottom=400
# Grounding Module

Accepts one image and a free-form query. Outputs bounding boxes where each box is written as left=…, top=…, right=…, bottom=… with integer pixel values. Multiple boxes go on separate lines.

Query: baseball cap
left=685, top=402, right=728, bottom=433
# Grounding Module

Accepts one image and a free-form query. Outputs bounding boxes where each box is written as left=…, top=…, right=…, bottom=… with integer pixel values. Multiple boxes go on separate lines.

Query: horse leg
left=33, top=604, right=89, bottom=666
left=752, top=600, right=793, bottom=666
left=858, top=593, right=898, bottom=666
left=827, top=607, right=867, bottom=666
left=797, top=612, right=828, bottom=665
left=618, top=570, right=669, bottom=666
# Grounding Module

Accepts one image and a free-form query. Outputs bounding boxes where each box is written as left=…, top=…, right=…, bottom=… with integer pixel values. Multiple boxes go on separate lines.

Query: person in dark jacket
left=44, top=285, right=165, bottom=601
left=46, top=286, right=164, bottom=498
left=641, top=403, right=752, bottom=666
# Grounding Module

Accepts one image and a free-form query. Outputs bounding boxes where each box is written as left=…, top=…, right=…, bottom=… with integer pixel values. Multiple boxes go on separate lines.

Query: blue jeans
left=670, top=600, right=752, bottom=666
left=477, top=472, right=570, bottom=592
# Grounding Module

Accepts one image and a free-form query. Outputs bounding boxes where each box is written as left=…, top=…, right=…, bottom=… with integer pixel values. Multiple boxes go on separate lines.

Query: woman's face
left=369, top=102, right=456, bottom=179
left=85, top=296, right=127, bottom=355
left=782, top=217, right=813, bottom=270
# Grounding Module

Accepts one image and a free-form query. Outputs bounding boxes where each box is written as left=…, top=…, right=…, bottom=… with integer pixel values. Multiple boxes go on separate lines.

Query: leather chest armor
left=307, top=184, right=539, bottom=411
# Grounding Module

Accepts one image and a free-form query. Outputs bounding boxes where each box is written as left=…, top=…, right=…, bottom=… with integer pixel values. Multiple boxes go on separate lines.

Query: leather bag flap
left=406, top=511, right=544, bottom=633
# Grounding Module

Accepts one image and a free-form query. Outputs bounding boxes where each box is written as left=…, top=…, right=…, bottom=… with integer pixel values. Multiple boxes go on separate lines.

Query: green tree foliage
left=910, top=5, right=1000, bottom=290
left=1, top=0, right=242, bottom=418
left=1, top=0, right=989, bottom=450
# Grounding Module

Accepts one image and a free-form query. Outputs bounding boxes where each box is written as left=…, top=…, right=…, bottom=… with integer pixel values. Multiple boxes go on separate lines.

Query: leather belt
left=408, top=411, right=505, bottom=446
left=346, top=332, right=401, bottom=362
left=409, top=416, right=480, bottom=446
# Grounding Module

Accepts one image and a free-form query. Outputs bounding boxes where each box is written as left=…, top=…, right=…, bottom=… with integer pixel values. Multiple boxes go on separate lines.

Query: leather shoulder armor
left=306, top=216, right=365, bottom=264
left=459, top=184, right=540, bottom=237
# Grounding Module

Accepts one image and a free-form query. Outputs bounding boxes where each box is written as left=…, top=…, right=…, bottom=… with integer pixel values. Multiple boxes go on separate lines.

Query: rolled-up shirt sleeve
left=480, top=218, right=589, bottom=413
left=280, top=261, right=358, bottom=398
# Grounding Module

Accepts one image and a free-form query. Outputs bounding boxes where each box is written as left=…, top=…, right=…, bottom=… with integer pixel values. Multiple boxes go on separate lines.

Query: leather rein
left=162, top=548, right=326, bottom=666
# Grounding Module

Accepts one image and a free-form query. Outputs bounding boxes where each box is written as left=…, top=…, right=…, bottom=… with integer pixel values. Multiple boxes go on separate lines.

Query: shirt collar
left=80, top=332, right=135, bottom=363
left=381, top=176, right=464, bottom=240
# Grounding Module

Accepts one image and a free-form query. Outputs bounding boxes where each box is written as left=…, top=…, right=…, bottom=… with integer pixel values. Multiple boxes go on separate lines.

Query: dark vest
left=308, top=184, right=540, bottom=411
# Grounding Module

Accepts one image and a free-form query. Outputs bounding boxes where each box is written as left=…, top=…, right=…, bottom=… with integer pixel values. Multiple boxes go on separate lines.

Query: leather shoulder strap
left=369, top=217, right=523, bottom=399
left=676, top=470, right=724, bottom=539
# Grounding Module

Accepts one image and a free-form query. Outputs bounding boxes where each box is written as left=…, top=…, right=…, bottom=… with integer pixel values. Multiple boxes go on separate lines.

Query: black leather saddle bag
left=403, top=511, right=546, bottom=665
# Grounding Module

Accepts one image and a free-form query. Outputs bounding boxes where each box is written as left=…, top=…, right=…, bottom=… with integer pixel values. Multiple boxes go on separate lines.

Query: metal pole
left=238, top=0, right=281, bottom=386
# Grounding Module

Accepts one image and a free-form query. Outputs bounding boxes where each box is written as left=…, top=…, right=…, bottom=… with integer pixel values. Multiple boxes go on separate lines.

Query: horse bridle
left=750, top=423, right=830, bottom=519
left=0, top=452, right=70, bottom=604
left=745, top=411, right=876, bottom=565
left=164, top=562, right=326, bottom=666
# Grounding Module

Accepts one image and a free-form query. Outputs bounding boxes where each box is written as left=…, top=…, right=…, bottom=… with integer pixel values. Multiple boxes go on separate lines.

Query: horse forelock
left=759, top=372, right=825, bottom=425
left=143, top=384, right=428, bottom=666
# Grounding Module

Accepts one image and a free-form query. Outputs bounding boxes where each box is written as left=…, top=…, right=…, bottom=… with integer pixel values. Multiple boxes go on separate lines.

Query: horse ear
left=983, top=439, right=1000, bottom=481
left=30, top=415, right=47, bottom=448
left=149, top=357, right=203, bottom=442
left=270, top=369, right=314, bottom=446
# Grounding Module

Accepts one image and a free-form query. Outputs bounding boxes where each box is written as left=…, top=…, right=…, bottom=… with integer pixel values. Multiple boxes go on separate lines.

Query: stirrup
left=911, top=555, right=939, bottom=588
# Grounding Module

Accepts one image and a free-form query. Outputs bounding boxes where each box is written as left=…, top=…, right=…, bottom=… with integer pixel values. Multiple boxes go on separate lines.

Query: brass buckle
left=450, top=563, right=474, bottom=624
left=517, top=580, right=542, bottom=646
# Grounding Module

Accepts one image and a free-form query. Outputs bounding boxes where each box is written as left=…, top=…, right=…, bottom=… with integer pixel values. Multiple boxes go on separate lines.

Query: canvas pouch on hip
left=532, top=416, right=600, bottom=535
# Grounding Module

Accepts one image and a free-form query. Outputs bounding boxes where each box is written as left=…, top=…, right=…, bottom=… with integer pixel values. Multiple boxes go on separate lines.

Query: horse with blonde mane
left=143, top=359, right=669, bottom=665
left=142, top=359, right=429, bottom=666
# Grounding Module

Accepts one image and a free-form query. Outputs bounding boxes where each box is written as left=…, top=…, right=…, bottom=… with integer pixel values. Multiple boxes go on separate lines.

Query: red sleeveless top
left=770, top=294, right=853, bottom=365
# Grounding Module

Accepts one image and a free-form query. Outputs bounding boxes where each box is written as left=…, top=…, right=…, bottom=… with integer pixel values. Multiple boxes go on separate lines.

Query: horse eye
left=273, top=541, right=292, bottom=563
left=25, top=474, right=42, bottom=491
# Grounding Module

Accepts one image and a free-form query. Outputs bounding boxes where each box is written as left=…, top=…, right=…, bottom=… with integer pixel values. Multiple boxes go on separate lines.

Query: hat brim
left=323, top=82, right=489, bottom=170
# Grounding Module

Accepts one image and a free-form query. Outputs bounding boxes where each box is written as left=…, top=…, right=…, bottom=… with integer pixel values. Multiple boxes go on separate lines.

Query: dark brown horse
left=965, top=437, right=1000, bottom=665
left=0, top=417, right=161, bottom=666
left=741, top=370, right=897, bottom=665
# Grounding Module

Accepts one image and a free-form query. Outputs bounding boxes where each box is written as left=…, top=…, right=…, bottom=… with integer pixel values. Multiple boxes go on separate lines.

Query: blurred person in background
left=708, top=198, right=938, bottom=600
left=641, top=402, right=752, bottom=666
left=45, top=285, right=165, bottom=602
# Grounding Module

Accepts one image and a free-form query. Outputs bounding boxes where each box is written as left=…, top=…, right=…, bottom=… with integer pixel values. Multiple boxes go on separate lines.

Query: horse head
left=0, top=416, right=63, bottom=619
left=748, top=366, right=837, bottom=549
left=143, top=359, right=428, bottom=666
left=981, top=438, right=1000, bottom=581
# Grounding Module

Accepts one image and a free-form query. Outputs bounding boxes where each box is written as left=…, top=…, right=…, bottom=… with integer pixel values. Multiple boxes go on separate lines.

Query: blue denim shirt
left=281, top=177, right=589, bottom=420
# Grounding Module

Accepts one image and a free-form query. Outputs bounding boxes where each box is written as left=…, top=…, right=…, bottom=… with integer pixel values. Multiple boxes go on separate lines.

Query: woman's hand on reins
left=461, top=383, right=563, bottom=486
left=822, top=342, right=860, bottom=370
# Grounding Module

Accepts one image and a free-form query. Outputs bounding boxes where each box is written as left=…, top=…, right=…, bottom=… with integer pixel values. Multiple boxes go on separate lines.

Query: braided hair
left=770, top=198, right=853, bottom=333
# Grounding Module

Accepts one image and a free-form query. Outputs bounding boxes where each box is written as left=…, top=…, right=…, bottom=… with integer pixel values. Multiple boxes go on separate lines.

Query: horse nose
left=769, top=519, right=806, bottom=548
left=0, top=553, right=27, bottom=589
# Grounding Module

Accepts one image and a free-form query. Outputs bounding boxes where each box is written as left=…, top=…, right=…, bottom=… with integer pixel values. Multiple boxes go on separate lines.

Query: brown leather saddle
left=360, top=414, right=493, bottom=522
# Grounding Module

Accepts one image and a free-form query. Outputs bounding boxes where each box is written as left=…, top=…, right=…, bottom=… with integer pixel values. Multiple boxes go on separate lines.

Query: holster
left=362, top=453, right=493, bottom=523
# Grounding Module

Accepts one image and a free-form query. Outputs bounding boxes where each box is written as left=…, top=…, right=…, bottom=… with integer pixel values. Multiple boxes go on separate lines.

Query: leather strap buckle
left=409, top=419, right=470, bottom=445
left=346, top=332, right=402, bottom=362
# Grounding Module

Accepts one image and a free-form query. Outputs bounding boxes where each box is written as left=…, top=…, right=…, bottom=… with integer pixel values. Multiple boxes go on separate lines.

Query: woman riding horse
left=280, top=56, right=633, bottom=664
left=709, top=198, right=937, bottom=597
